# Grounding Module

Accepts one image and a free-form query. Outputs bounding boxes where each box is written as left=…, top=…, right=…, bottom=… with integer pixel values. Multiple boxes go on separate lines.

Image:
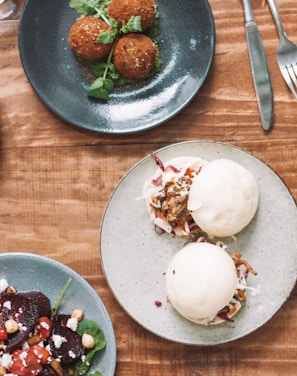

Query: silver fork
left=267, top=0, right=297, bottom=99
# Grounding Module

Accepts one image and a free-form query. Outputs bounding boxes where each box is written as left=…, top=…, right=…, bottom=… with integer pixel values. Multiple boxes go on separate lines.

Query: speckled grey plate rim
left=18, top=0, right=215, bottom=134
left=0, top=252, right=116, bottom=375
left=100, top=140, right=297, bottom=345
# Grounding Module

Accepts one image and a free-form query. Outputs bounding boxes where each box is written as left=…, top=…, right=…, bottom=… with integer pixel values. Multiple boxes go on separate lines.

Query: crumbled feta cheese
left=18, top=323, right=27, bottom=332
left=52, top=334, right=67, bottom=349
left=66, top=317, right=78, bottom=332
left=68, top=350, right=76, bottom=359
left=0, top=279, right=9, bottom=293
left=19, top=350, right=28, bottom=366
left=3, top=300, right=11, bottom=310
left=40, top=320, right=50, bottom=330
left=22, top=341, right=30, bottom=351
left=0, top=353, right=13, bottom=368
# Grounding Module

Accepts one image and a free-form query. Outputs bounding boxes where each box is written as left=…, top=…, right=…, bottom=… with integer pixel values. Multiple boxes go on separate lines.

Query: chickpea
left=71, top=308, right=84, bottom=322
left=5, top=319, right=19, bottom=334
left=82, top=333, right=95, bottom=349
left=6, top=285, right=16, bottom=294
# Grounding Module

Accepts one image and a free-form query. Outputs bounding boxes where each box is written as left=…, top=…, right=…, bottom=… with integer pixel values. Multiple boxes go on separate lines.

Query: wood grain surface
left=1, top=0, right=297, bottom=374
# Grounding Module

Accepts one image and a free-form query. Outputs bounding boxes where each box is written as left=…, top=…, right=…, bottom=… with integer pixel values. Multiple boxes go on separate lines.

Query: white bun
left=166, top=242, right=238, bottom=324
left=187, top=158, right=259, bottom=237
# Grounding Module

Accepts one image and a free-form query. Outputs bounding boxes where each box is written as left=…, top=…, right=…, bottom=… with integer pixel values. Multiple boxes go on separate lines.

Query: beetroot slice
left=0, top=291, right=51, bottom=352
left=49, top=314, right=85, bottom=365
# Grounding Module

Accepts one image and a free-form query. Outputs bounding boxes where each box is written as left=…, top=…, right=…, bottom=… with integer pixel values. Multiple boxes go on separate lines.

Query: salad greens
left=54, top=278, right=106, bottom=376
left=75, top=320, right=106, bottom=376
left=69, top=0, right=161, bottom=100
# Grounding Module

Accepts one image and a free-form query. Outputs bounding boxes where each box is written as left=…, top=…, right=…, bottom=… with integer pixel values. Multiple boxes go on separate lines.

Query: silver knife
left=242, top=0, right=274, bottom=131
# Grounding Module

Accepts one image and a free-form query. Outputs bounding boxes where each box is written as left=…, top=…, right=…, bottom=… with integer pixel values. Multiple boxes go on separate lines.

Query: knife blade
left=242, top=0, right=274, bottom=131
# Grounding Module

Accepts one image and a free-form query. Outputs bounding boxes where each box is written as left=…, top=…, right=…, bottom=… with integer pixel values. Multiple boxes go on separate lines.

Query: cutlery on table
left=242, top=0, right=274, bottom=131
left=267, top=0, right=297, bottom=99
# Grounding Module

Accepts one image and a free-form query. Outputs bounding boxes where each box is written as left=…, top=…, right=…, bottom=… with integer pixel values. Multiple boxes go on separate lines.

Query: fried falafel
left=68, top=16, right=114, bottom=61
left=108, top=0, right=156, bottom=32
left=113, top=33, right=158, bottom=80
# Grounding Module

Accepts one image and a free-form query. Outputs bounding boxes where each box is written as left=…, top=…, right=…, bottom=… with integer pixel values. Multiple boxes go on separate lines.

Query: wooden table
left=1, top=0, right=297, bottom=374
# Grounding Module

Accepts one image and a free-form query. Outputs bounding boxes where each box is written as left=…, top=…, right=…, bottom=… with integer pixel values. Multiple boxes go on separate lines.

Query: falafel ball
left=113, top=33, right=158, bottom=80
left=68, top=16, right=114, bottom=61
left=108, top=0, right=156, bottom=32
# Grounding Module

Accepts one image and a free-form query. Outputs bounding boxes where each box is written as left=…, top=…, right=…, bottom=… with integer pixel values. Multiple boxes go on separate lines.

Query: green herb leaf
left=74, top=319, right=106, bottom=376
left=103, top=78, right=114, bottom=92
left=69, top=0, right=100, bottom=16
left=51, top=278, right=72, bottom=316
left=90, top=62, right=108, bottom=77
left=120, top=15, right=142, bottom=33
left=98, top=29, right=118, bottom=44
left=88, top=77, right=113, bottom=100
left=108, top=18, right=118, bottom=29
left=69, top=0, right=114, bottom=19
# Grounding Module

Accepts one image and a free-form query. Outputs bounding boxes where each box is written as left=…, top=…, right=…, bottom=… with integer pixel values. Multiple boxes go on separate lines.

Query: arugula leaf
left=74, top=319, right=106, bottom=376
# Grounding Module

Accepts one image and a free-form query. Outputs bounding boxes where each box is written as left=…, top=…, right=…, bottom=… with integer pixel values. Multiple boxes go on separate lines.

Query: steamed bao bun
left=166, top=242, right=238, bottom=325
left=187, top=158, right=259, bottom=237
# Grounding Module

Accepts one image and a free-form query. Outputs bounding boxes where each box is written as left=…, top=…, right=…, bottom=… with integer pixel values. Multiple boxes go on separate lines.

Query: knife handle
left=242, top=0, right=255, bottom=24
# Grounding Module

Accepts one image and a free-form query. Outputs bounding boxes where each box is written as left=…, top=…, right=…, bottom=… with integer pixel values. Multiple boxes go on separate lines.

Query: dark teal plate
left=18, top=0, right=215, bottom=134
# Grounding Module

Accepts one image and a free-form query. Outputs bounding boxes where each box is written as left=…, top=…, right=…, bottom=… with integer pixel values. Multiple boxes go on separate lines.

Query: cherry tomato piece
left=30, top=344, right=50, bottom=365
left=36, top=316, right=51, bottom=340
left=9, top=349, right=42, bottom=376
left=0, top=326, right=8, bottom=341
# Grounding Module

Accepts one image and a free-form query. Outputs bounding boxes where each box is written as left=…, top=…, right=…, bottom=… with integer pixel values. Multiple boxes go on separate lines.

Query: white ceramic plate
left=0, top=253, right=116, bottom=375
left=100, top=141, right=297, bottom=345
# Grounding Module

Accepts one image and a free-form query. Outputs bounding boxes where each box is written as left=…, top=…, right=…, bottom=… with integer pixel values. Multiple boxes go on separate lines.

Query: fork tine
left=291, top=64, right=297, bottom=89
left=288, top=65, right=297, bottom=87
left=280, top=66, right=297, bottom=99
